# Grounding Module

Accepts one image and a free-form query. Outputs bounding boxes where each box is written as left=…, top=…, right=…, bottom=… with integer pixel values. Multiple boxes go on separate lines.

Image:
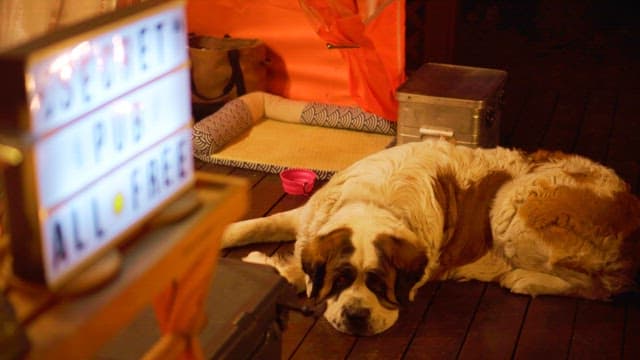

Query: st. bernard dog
left=221, top=139, right=640, bottom=336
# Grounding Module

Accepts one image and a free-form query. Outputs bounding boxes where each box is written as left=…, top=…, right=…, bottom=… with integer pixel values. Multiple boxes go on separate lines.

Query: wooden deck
left=196, top=5, right=640, bottom=359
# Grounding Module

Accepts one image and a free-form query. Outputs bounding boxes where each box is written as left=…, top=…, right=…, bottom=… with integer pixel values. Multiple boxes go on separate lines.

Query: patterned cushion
left=300, top=103, right=396, bottom=135
left=192, top=98, right=252, bottom=158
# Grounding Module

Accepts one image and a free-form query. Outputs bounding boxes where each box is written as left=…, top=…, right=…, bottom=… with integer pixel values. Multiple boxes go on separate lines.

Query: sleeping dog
left=221, top=139, right=640, bottom=336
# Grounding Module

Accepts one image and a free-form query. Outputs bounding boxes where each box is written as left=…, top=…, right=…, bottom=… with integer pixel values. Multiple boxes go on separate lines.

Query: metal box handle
left=419, top=127, right=454, bottom=140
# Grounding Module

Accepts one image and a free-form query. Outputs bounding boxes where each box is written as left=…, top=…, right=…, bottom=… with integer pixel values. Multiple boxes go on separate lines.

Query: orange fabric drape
left=299, top=0, right=404, bottom=119
left=186, top=0, right=405, bottom=120
left=151, top=246, right=219, bottom=360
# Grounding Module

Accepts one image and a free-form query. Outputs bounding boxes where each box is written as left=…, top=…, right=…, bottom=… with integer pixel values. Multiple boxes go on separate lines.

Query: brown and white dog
left=220, top=139, right=640, bottom=336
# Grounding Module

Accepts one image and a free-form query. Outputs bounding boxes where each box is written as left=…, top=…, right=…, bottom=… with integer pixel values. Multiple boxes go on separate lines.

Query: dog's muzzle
left=342, top=305, right=373, bottom=335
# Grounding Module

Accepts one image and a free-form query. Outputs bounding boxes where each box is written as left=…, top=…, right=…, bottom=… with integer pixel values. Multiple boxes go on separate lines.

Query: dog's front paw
left=242, top=251, right=271, bottom=265
left=501, top=269, right=571, bottom=297
left=241, top=251, right=307, bottom=293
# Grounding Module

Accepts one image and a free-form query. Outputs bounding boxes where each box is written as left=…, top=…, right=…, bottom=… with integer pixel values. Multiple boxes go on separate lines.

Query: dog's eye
left=333, top=267, right=356, bottom=292
left=365, top=271, right=387, bottom=297
left=335, top=275, right=351, bottom=289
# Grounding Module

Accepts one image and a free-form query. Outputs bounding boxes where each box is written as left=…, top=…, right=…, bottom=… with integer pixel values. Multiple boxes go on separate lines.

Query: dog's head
left=300, top=210, right=427, bottom=336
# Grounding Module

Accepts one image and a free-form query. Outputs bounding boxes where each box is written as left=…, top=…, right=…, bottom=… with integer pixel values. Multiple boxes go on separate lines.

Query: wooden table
left=2, top=172, right=248, bottom=359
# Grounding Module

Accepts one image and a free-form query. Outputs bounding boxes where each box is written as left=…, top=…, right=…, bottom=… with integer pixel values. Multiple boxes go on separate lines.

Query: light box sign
left=0, top=0, right=194, bottom=290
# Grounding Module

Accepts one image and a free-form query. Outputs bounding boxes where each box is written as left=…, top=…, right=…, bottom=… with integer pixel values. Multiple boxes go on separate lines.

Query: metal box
left=396, top=63, right=507, bottom=148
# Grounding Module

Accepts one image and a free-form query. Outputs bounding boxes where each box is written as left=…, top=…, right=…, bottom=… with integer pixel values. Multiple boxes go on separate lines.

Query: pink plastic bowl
left=280, top=169, right=317, bottom=195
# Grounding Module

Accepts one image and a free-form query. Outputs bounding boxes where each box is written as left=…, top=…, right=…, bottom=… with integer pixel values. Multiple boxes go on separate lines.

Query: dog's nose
left=342, top=307, right=371, bottom=334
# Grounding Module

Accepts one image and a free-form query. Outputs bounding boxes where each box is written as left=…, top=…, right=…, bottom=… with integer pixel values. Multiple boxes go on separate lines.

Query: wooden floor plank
left=289, top=318, right=357, bottom=360
left=237, top=173, right=285, bottom=220
left=196, top=161, right=235, bottom=174
left=282, top=310, right=319, bottom=359
left=514, top=296, right=577, bottom=360
left=229, top=168, right=269, bottom=190
left=623, top=295, right=640, bottom=360
left=457, top=284, right=530, bottom=360
left=403, top=281, right=485, bottom=360
left=348, top=282, right=439, bottom=360
left=568, top=299, right=626, bottom=359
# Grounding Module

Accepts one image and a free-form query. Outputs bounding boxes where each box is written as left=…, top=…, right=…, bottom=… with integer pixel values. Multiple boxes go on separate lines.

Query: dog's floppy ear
left=374, top=235, right=428, bottom=305
left=301, top=228, right=354, bottom=301
left=432, top=170, right=459, bottom=245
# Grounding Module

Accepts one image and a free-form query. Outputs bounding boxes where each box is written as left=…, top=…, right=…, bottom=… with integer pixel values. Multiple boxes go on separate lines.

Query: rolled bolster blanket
left=192, top=98, right=254, bottom=157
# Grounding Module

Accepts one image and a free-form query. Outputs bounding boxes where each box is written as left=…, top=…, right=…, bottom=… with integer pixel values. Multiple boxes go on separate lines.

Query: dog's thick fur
left=221, top=139, right=640, bottom=336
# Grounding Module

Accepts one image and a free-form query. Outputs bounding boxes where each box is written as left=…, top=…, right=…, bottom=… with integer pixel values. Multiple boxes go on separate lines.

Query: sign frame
left=0, top=0, right=195, bottom=290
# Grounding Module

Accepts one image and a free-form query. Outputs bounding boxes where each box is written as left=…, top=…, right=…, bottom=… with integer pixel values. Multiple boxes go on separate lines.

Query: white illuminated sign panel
left=43, top=127, right=193, bottom=284
left=36, top=68, right=191, bottom=209
left=26, top=4, right=188, bottom=137
left=0, top=0, right=194, bottom=289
